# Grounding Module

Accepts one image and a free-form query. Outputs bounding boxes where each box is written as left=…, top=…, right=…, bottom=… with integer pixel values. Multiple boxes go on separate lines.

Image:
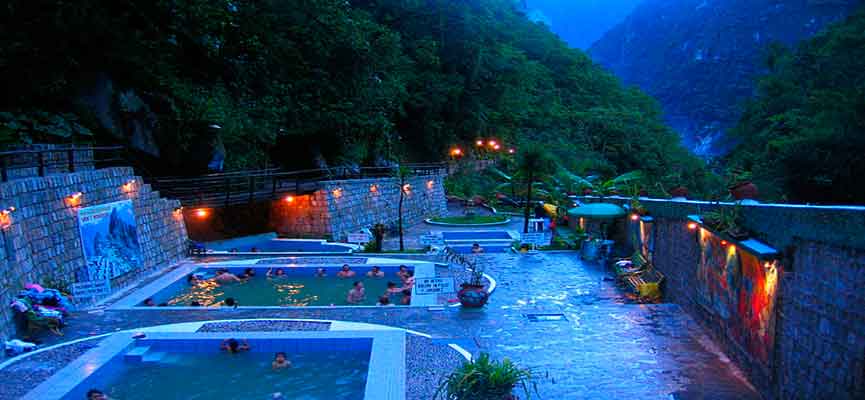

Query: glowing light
left=630, top=214, right=640, bottom=221
left=284, top=195, right=295, bottom=203
left=493, top=144, right=501, bottom=150
left=194, top=209, right=209, bottom=218
left=508, top=148, right=516, bottom=154
left=487, top=140, right=497, bottom=147
left=402, top=184, right=411, bottom=192
left=475, top=140, right=484, bottom=147
left=370, top=184, right=378, bottom=193
left=687, top=222, right=698, bottom=230
left=720, top=240, right=728, bottom=246
left=122, top=180, right=135, bottom=192
left=332, top=188, right=342, bottom=198
left=450, top=148, right=463, bottom=157
left=66, top=192, right=83, bottom=206
left=426, top=180, right=434, bottom=189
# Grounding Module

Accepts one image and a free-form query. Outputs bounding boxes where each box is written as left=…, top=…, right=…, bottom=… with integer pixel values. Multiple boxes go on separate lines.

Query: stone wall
left=0, top=167, right=187, bottom=339
left=271, top=174, right=448, bottom=240
left=586, top=196, right=865, bottom=399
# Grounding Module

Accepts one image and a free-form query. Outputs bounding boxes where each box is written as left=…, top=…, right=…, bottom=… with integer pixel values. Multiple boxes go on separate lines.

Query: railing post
left=37, top=152, right=45, bottom=177
left=67, top=148, right=75, bottom=173
left=1, top=156, right=7, bottom=182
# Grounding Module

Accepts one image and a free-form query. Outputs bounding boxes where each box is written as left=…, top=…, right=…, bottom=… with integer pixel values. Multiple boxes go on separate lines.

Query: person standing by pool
left=220, top=338, right=250, bottom=353
left=337, top=264, right=356, bottom=279
left=366, top=266, right=384, bottom=278
left=272, top=352, right=292, bottom=369
left=347, top=281, right=365, bottom=304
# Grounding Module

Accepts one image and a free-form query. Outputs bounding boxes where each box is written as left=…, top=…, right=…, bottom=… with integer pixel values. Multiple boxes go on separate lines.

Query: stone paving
left=6, top=249, right=761, bottom=399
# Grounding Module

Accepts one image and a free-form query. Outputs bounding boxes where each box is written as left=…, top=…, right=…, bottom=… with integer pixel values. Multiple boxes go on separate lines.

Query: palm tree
left=515, top=144, right=556, bottom=233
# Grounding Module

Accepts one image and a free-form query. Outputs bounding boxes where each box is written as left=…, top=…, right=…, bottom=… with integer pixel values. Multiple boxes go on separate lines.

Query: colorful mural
left=696, top=229, right=777, bottom=365
left=77, top=200, right=142, bottom=281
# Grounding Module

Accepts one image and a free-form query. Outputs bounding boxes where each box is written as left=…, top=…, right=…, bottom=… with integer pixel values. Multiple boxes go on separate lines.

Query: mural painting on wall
left=77, top=200, right=141, bottom=281
left=696, top=229, right=778, bottom=365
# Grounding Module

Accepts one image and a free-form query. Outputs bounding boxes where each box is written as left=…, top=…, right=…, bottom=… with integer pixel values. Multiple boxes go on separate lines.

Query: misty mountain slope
left=589, top=0, right=860, bottom=156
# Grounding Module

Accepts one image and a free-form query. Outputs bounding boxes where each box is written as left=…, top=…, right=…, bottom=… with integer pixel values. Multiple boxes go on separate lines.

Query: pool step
left=124, top=346, right=151, bottom=363
left=141, top=351, right=167, bottom=363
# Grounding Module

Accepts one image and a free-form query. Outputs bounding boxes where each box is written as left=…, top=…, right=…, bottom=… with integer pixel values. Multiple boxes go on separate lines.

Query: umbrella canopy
left=567, top=203, right=626, bottom=220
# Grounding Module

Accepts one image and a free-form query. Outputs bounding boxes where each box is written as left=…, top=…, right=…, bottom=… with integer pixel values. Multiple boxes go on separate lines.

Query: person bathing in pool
left=337, top=264, right=356, bottom=279
left=220, top=338, right=250, bottom=353
left=366, top=266, right=384, bottom=278
left=266, top=267, right=286, bottom=278
left=214, top=269, right=242, bottom=283
left=315, top=268, right=327, bottom=278
left=347, top=281, right=365, bottom=304
left=272, top=352, right=292, bottom=369
left=396, top=265, right=409, bottom=281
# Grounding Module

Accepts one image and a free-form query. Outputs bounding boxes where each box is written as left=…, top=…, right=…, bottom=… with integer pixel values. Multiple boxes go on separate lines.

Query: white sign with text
left=414, top=277, right=456, bottom=295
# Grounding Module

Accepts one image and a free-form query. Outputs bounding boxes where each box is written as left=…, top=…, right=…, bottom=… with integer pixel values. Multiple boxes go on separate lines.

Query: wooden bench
left=625, top=267, right=665, bottom=302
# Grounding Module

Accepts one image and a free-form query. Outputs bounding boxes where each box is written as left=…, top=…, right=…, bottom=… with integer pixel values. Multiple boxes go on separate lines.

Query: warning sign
left=414, top=277, right=456, bottom=295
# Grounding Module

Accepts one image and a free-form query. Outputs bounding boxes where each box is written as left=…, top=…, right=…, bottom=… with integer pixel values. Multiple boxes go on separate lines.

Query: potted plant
left=702, top=202, right=748, bottom=240
left=443, top=248, right=489, bottom=308
left=727, top=169, right=758, bottom=201
left=436, top=353, right=536, bottom=400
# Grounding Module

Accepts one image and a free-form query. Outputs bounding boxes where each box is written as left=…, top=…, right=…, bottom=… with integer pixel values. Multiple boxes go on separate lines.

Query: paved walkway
left=22, top=250, right=759, bottom=399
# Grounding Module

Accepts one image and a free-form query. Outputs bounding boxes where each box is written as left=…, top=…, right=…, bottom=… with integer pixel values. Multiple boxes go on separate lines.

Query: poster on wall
left=77, top=200, right=142, bottom=281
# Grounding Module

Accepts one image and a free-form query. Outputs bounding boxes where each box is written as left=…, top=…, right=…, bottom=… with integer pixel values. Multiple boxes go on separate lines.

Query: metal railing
left=150, top=163, right=448, bottom=208
left=0, top=145, right=125, bottom=182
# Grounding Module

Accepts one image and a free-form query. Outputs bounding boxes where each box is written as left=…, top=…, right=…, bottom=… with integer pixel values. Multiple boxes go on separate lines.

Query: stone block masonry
left=271, top=174, right=448, bottom=240
left=584, top=196, right=865, bottom=400
left=0, top=167, right=187, bottom=339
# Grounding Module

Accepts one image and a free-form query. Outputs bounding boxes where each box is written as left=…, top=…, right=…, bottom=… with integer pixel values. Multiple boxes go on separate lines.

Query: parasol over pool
left=567, top=203, right=626, bottom=220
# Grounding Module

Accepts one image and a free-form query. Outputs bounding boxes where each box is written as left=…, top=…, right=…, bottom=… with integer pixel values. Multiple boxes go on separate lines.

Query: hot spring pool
left=149, top=266, right=413, bottom=307
left=60, top=338, right=371, bottom=400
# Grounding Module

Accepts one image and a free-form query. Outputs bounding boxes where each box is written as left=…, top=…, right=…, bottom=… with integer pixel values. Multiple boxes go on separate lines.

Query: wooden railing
left=0, top=145, right=125, bottom=182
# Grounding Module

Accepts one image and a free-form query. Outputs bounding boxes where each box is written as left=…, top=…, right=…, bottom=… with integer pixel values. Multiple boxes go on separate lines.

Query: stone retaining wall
left=591, top=196, right=865, bottom=399
left=0, top=167, right=187, bottom=339
left=271, top=174, right=447, bottom=240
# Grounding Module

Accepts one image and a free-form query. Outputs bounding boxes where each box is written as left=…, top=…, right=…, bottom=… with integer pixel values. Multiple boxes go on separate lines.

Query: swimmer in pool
left=272, top=352, right=292, bottom=369
left=86, top=389, right=109, bottom=400
left=396, top=265, right=409, bottom=281
left=403, top=271, right=415, bottom=288
left=347, top=281, right=365, bottom=304
left=314, top=268, right=327, bottom=278
left=366, top=266, right=385, bottom=278
left=266, top=268, right=286, bottom=278
left=187, top=274, right=202, bottom=285
left=241, top=268, right=255, bottom=279
left=471, top=243, right=485, bottom=253
left=377, top=296, right=394, bottom=306
left=214, top=269, right=242, bottom=283
left=401, top=289, right=412, bottom=305
left=220, top=338, right=250, bottom=353
left=337, top=264, right=356, bottom=279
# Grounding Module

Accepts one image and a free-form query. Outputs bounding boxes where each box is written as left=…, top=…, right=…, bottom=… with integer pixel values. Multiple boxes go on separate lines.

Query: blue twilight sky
left=525, top=0, right=644, bottom=49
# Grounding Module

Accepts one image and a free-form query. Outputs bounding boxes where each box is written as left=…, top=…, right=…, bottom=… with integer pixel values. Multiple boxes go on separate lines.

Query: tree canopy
left=1, top=0, right=707, bottom=191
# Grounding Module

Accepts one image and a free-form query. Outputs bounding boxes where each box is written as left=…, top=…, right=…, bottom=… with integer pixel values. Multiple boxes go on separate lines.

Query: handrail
left=0, top=145, right=123, bottom=156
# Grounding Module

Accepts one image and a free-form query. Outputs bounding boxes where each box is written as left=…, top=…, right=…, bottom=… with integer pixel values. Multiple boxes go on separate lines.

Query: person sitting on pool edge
left=214, top=269, right=242, bottom=283
left=396, top=265, right=409, bottom=281
left=471, top=243, right=485, bottom=253
left=86, top=389, right=109, bottom=400
left=314, top=268, right=327, bottom=278
left=220, top=338, right=250, bottom=353
left=272, top=352, right=292, bottom=369
left=366, top=266, right=384, bottom=278
left=266, top=267, right=286, bottom=278
left=337, top=264, right=356, bottom=279
left=346, top=281, right=365, bottom=304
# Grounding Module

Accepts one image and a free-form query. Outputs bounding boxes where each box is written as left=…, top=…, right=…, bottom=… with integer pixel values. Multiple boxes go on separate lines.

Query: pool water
left=84, top=350, right=369, bottom=400
left=207, top=238, right=354, bottom=254
left=153, top=268, right=411, bottom=307
left=441, top=231, right=512, bottom=240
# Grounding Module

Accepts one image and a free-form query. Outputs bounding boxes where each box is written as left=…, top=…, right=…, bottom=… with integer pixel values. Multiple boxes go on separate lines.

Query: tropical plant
left=515, top=144, right=557, bottom=233
left=558, top=170, right=644, bottom=197
left=701, top=202, right=748, bottom=238
left=436, top=353, right=536, bottom=400
left=440, top=247, right=485, bottom=287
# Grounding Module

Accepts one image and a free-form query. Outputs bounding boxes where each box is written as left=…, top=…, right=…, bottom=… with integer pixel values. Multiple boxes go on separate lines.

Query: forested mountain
left=0, top=0, right=709, bottom=193
left=727, top=9, right=865, bottom=204
left=590, top=0, right=860, bottom=157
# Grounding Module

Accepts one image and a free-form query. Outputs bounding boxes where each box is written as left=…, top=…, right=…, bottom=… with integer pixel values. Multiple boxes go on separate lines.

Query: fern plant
left=436, top=353, right=536, bottom=400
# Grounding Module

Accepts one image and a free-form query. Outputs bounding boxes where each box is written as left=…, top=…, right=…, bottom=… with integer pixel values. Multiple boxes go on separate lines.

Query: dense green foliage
left=729, top=9, right=865, bottom=204
left=1, top=0, right=706, bottom=186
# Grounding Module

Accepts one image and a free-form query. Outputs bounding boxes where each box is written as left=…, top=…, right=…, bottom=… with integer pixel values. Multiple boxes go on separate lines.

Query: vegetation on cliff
left=728, top=9, right=865, bottom=204
left=0, top=0, right=707, bottom=193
